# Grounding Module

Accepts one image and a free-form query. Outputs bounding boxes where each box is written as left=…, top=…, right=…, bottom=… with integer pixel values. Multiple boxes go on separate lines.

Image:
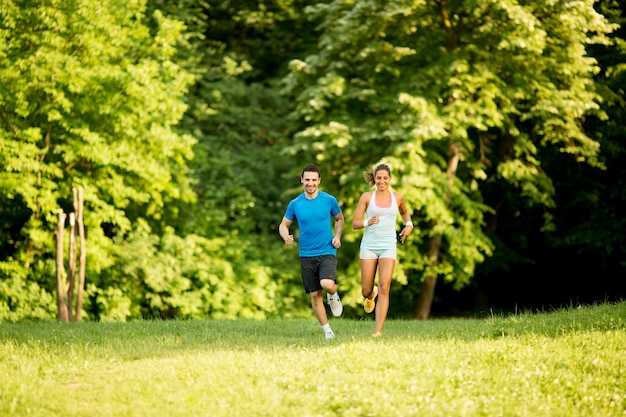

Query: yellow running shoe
left=372, top=331, right=382, bottom=338
left=364, top=285, right=378, bottom=313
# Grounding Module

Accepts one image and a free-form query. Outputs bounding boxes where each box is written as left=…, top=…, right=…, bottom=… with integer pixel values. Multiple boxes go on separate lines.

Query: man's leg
left=310, top=289, right=328, bottom=325
left=320, top=278, right=337, bottom=295
left=311, top=290, right=334, bottom=339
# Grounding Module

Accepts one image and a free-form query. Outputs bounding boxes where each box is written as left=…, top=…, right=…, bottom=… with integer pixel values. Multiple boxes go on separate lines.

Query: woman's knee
left=362, top=286, right=376, bottom=298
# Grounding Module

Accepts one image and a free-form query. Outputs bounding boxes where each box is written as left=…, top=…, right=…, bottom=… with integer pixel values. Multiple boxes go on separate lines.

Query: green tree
left=544, top=0, right=626, bottom=302
left=152, top=0, right=326, bottom=319
left=283, top=0, right=616, bottom=318
left=0, top=0, right=195, bottom=320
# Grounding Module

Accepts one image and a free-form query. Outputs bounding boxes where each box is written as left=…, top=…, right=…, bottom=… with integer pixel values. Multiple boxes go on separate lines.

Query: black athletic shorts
left=299, top=255, right=337, bottom=293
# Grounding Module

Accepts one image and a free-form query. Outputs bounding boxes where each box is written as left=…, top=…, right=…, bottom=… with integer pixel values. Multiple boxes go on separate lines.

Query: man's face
left=301, top=171, right=320, bottom=195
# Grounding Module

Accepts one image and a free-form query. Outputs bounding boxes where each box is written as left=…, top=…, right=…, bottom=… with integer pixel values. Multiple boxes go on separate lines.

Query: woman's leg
left=360, top=259, right=378, bottom=298
left=373, top=258, right=396, bottom=334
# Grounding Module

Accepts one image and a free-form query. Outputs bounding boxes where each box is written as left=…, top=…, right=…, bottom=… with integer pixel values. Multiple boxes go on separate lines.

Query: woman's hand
left=367, top=214, right=380, bottom=226
left=398, top=224, right=413, bottom=244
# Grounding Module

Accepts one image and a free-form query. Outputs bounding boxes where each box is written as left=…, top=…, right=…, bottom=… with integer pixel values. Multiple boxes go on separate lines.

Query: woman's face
left=374, top=168, right=391, bottom=191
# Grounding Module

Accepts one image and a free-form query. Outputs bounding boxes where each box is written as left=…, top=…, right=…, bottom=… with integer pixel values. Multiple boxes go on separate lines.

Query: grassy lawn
left=1, top=302, right=624, bottom=417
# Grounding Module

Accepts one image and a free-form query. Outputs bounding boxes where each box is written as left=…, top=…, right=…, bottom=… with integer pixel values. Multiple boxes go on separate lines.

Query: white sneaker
left=327, top=292, right=343, bottom=317
left=325, top=330, right=335, bottom=340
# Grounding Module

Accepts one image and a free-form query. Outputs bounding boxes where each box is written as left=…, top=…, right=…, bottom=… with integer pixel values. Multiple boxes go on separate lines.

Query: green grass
left=1, top=302, right=625, bottom=417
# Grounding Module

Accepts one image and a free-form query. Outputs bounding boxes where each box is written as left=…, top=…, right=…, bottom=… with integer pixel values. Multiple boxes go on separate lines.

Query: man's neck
left=305, top=190, right=319, bottom=200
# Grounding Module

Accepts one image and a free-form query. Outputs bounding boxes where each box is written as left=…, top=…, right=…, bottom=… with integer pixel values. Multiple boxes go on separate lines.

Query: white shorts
left=360, top=247, right=397, bottom=261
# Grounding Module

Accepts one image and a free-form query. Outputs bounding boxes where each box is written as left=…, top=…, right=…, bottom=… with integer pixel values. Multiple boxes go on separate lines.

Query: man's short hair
left=301, top=164, right=321, bottom=178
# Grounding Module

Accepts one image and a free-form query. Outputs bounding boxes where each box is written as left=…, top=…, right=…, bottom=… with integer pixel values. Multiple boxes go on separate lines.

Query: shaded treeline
left=0, top=0, right=624, bottom=321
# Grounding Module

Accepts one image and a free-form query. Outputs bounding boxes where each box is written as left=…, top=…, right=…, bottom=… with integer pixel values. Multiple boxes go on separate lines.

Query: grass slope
left=1, top=302, right=625, bottom=417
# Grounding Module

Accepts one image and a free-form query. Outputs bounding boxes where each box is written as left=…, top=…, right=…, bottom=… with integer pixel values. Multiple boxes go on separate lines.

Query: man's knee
left=310, top=289, right=323, bottom=299
left=320, top=278, right=336, bottom=292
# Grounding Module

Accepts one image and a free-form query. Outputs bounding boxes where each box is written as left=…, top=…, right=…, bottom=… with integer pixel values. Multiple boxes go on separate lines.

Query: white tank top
left=361, top=190, right=398, bottom=250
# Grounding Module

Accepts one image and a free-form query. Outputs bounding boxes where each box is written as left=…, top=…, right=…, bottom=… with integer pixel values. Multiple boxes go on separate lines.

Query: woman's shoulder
left=392, top=190, right=404, bottom=201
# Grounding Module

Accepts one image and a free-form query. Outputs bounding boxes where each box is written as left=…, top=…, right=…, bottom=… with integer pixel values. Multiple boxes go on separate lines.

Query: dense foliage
left=0, top=0, right=624, bottom=321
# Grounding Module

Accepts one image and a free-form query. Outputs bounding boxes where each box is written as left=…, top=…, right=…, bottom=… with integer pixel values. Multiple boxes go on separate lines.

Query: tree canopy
left=1, top=0, right=624, bottom=321
left=283, top=0, right=617, bottom=316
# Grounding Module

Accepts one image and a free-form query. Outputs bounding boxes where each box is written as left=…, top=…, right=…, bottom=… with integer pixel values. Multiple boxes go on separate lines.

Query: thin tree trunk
left=75, top=187, right=86, bottom=321
left=413, top=142, right=461, bottom=319
left=55, top=210, right=69, bottom=322
left=67, top=212, right=76, bottom=322
left=414, top=235, right=442, bottom=319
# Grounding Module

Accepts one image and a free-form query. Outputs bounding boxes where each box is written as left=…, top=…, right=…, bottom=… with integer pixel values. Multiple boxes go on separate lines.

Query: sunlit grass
left=1, top=302, right=625, bottom=416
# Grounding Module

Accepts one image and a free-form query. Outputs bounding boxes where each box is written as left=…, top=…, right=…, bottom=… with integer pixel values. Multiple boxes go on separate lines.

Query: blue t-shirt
left=284, top=191, right=341, bottom=257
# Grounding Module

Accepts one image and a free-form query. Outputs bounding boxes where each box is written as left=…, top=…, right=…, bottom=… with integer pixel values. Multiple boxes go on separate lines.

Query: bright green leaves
left=284, top=0, right=614, bottom=301
left=1, top=0, right=622, bottom=321
left=0, top=0, right=195, bottom=313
